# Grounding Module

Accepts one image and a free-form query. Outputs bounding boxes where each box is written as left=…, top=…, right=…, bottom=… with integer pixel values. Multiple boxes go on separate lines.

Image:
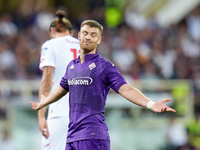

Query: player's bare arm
left=38, top=67, right=54, bottom=117
left=118, top=84, right=176, bottom=113
left=38, top=66, right=54, bottom=138
left=31, top=85, right=68, bottom=110
left=39, top=67, right=54, bottom=96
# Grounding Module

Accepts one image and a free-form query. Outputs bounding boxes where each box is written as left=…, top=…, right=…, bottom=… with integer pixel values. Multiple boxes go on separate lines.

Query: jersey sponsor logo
left=68, top=77, right=93, bottom=85
left=89, top=62, right=96, bottom=70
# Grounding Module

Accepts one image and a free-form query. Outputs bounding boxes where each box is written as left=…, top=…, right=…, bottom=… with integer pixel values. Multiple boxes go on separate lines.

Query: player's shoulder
left=98, top=55, right=115, bottom=68
left=57, top=35, right=79, bottom=44
left=65, top=35, right=80, bottom=45
left=66, top=58, right=78, bottom=70
left=41, top=39, right=54, bottom=50
left=42, top=39, right=51, bottom=46
left=43, top=35, right=79, bottom=45
left=66, top=35, right=79, bottom=41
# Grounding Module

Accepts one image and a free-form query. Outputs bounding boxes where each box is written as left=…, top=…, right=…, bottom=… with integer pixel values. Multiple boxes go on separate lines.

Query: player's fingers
left=42, top=128, right=49, bottom=139
left=30, top=102, right=36, bottom=109
left=30, top=102, right=40, bottom=110
left=166, top=107, right=176, bottom=112
left=46, top=128, right=49, bottom=137
left=30, top=101, right=34, bottom=106
left=162, top=98, right=171, bottom=103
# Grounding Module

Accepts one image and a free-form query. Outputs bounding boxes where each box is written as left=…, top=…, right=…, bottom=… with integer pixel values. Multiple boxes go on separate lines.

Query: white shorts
left=41, top=116, right=68, bottom=150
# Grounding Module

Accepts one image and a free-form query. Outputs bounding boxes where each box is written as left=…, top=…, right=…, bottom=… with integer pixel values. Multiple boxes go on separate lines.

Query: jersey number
left=70, top=49, right=80, bottom=59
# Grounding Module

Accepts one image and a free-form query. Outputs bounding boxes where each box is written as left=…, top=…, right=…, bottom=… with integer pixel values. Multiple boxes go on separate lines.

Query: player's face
left=78, top=25, right=101, bottom=53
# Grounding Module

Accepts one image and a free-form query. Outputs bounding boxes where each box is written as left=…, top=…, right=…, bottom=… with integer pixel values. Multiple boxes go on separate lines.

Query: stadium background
left=0, top=0, right=200, bottom=149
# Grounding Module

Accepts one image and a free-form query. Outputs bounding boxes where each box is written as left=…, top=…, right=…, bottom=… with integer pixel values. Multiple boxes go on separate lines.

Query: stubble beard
left=81, top=43, right=96, bottom=53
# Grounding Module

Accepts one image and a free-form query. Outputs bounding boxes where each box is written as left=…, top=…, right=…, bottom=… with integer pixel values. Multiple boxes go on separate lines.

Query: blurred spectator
left=35, top=8, right=55, bottom=31
left=124, top=6, right=148, bottom=30
left=0, top=43, right=17, bottom=80
left=86, top=0, right=105, bottom=25
left=12, top=0, right=38, bottom=29
left=112, top=40, right=136, bottom=74
left=182, top=38, right=200, bottom=60
left=97, top=29, right=113, bottom=60
left=0, top=13, right=17, bottom=36
left=151, top=38, right=176, bottom=79
left=135, top=28, right=152, bottom=65
left=141, top=61, right=160, bottom=80
left=129, top=60, right=142, bottom=80
left=0, top=130, right=17, bottom=150
left=164, top=116, right=190, bottom=150
left=111, top=24, right=136, bottom=74
left=186, top=6, right=200, bottom=42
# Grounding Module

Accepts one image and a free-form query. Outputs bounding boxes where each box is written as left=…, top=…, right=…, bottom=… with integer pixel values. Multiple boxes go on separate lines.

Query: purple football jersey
left=60, top=53, right=127, bottom=143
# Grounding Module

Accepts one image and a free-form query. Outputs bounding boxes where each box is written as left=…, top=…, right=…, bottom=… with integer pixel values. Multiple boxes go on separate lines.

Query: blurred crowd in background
left=0, top=0, right=200, bottom=111
left=0, top=0, right=199, bottom=80
left=0, top=0, right=200, bottom=149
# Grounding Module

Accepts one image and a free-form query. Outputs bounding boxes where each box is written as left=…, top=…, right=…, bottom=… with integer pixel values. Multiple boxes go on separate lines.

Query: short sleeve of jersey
left=103, top=63, right=127, bottom=93
left=39, top=40, right=55, bottom=70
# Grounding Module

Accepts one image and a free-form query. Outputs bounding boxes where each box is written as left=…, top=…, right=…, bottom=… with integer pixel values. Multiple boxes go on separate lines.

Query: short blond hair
left=81, top=20, right=103, bottom=35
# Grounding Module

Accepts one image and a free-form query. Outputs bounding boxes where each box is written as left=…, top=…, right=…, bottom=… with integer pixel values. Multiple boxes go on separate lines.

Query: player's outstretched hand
left=151, top=98, right=176, bottom=113
left=30, top=95, right=46, bottom=110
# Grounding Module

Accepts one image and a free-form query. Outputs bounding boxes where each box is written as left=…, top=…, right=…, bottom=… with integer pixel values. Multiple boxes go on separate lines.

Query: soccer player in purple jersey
left=31, top=20, right=176, bottom=150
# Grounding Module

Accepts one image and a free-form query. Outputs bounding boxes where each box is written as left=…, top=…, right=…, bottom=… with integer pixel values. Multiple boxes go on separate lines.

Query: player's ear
left=50, top=27, right=56, bottom=33
left=70, top=30, right=74, bottom=36
left=78, top=32, right=81, bottom=40
left=97, top=36, right=102, bottom=44
left=50, top=27, right=57, bottom=38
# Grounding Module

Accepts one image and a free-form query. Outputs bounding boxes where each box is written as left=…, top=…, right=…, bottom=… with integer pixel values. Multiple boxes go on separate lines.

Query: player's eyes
left=82, top=32, right=97, bottom=37
left=82, top=32, right=87, bottom=36
left=91, top=34, right=97, bottom=37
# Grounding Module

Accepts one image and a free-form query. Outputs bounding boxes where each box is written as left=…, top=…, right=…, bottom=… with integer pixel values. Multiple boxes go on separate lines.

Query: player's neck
left=56, top=32, right=70, bottom=37
left=80, top=49, right=96, bottom=64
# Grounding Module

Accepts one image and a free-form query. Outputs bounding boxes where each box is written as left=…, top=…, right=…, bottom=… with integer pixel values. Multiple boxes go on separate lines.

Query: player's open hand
left=151, top=98, right=176, bottom=113
left=30, top=95, right=46, bottom=110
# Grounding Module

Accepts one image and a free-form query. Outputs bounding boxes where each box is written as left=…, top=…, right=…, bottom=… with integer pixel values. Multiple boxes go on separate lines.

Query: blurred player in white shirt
left=38, top=10, right=80, bottom=150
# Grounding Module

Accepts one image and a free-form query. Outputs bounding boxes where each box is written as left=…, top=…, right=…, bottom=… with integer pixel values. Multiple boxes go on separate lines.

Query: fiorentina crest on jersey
left=89, top=62, right=96, bottom=70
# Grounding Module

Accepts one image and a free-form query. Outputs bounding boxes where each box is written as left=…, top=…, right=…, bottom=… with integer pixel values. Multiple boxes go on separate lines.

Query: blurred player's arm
left=118, top=84, right=176, bottom=113
left=38, top=66, right=54, bottom=138
left=38, top=67, right=54, bottom=120
left=35, top=66, right=67, bottom=138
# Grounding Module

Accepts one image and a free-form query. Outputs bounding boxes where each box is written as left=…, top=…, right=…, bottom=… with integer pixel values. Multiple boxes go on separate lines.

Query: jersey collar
left=75, top=52, right=99, bottom=63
